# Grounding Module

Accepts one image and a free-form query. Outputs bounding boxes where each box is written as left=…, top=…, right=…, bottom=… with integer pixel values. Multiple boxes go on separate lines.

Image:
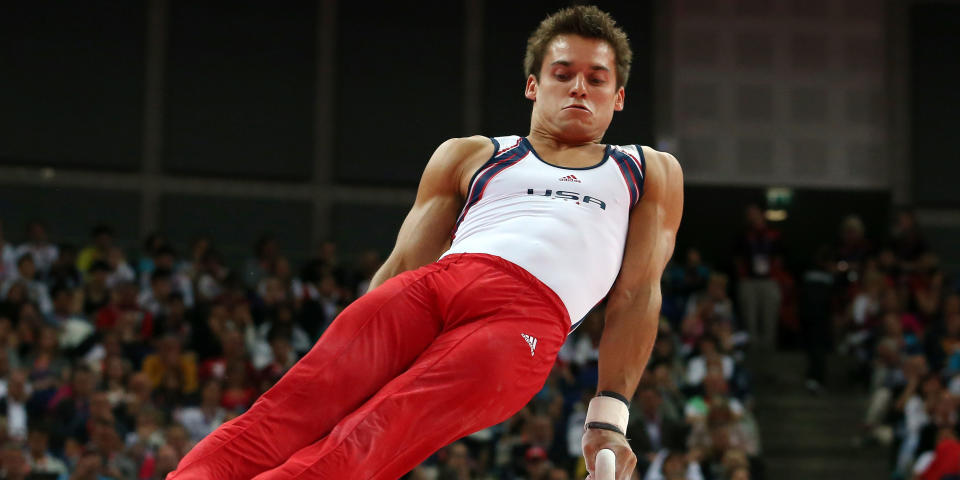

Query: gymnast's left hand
left=581, top=428, right=635, bottom=480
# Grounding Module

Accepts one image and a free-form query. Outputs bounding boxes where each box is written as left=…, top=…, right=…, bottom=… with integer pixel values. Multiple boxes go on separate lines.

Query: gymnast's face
left=525, top=34, right=625, bottom=143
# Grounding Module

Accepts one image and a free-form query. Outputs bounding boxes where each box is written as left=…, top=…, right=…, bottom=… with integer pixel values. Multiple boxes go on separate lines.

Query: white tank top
left=441, top=135, right=646, bottom=327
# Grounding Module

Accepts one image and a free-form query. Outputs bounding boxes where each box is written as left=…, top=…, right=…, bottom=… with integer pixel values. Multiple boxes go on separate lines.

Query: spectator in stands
left=861, top=343, right=902, bottom=448
left=69, top=450, right=108, bottom=480
left=243, top=235, right=280, bottom=289
left=629, top=382, right=688, bottom=461
left=684, top=274, right=734, bottom=327
left=685, top=336, right=735, bottom=390
left=894, top=357, right=938, bottom=474
left=665, top=249, right=711, bottom=321
left=0, top=369, right=30, bottom=442
left=890, top=210, right=927, bottom=267
left=220, top=360, right=255, bottom=412
left=99, top=355, right=129, bottom=408
left=25, top=426, right=68, bottom=476
left=143, top=244, right=194, bottom=309
left=48, top=244, right=82, bottom=291
left=800, top=246, right=836, bottom=393
left=436, top=442, right=473, bottom=480
left=1, top=255, right=53, bottom=316
left=248, top=304, right=309, bottom=371
left=642, top=449, right=703, bottom=480
left=199, top=329, right=248, bottom=383
left=49, top=285, right=94, bottom=354
left=50, top=365, right=97, bottom=449
left=734, top=205, right=784, bottom=350
left=137, top=232, right=169, bottom=284
left=76, top=225, right=115, bottom=274
left=114, top=372, right=153, bottom=433
left=912, top=257, right=945, bottom=325
left=0, top=442, right=30, bottom=480
left=163, top=424, right=192, bottom=464
left=195, top=249, right=228, bottom=304
left=25, top=325, right=69, bottom=409
left=180, top=237, right=211, bottom=283
left=0, top=220, right=17, bottom=285
left=0, top=282, right=27, bottom=326
left=138, top=268, right=173, bottom=318
left=155, top=292, right=190, bottom=342
left=175, top=380, right=226, bottom=443
left=141, top=335, right=198, bottom=397
left=15, top=221, right=58, bottom=280
left=835, top=215, right=872, bottom=282
left=104, top=246, right=136, bottom=288
left=96, top=281, right=154, bottom=343
left=152, top=443, right=181, bottom=480
left=79, top=260, right=111, bottom=317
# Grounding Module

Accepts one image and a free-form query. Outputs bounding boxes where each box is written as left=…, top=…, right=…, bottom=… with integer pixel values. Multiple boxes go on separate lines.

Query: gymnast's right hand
left=582, top=428, right=635, bottom=480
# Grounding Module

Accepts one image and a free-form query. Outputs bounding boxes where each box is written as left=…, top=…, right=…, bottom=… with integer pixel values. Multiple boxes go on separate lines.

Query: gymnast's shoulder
left=424, top=136, right=495, bottom=183
left=637, top=145, right=683, bottom=198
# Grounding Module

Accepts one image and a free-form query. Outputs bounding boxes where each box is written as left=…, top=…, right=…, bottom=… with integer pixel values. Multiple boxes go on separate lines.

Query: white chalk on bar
left=596, top=449, right=616, bottom=480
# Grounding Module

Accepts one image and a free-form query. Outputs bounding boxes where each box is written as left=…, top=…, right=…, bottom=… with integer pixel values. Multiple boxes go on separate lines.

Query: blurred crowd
left=0, top=211, right=766, bottom=480
left=0, top=206, right=949, bottom=480
left=0, top=218, right=377, bottom=480
left=834, top=212, right=960, bottom=480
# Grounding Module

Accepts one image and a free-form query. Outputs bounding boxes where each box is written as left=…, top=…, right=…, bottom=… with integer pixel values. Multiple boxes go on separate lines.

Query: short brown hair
left=524, top=5, right=633, bottom=88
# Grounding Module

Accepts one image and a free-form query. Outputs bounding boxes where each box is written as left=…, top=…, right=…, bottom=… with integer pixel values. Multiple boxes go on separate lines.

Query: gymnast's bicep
left=608, top=148, right=684, bottom=310
left=378, top=137, right=491, bottom=277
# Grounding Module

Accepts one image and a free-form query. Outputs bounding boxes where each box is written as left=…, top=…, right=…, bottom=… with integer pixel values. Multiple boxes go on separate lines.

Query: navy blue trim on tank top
left=609, top=147, right=643, bottom=207
left=633, top=145, right=647, bottom=200
left=569, top=317, right=585, bottom=332
left=522, top=137, right=610, bottom=171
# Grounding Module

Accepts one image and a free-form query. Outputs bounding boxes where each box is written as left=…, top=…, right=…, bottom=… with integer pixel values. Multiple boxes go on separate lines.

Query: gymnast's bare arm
left=582, top=147, right=684, bottom=479
left=367, top=136, right=493, bottom=291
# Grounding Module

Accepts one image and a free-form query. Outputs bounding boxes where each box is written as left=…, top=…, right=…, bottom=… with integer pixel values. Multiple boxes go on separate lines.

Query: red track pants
left=168, top=253, right=569, bottom=480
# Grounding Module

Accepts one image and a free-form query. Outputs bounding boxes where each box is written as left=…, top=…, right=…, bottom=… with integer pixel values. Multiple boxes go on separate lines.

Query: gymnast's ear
left=525, top=74, right=538, bottom=101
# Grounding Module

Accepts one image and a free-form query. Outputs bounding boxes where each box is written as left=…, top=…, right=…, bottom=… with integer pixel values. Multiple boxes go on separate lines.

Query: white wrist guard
left=584, top=396, right=629, bottom=434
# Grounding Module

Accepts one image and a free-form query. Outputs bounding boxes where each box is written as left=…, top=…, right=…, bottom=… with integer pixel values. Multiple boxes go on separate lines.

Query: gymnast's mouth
left=563, top=104, right=591, bottom=113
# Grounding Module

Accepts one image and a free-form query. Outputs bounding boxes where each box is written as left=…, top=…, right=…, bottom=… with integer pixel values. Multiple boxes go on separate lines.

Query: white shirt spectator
left=14, top=243, right=58, bottom=276
left=0, top=276, right=53, bottom=316
left=141, top=268, right=195, bottom=308
left=27, top=451, right=68, bottom=476
left=557, top=333, right=599, bottom=367
left=643, top=449, right=705, bottom=480
left=685, top=397, right=745, bottom=420
left=246, top=322, right=311, bottom=370
left=685, top=355, right=735, bottom=386
left=1, top=394, right=28, bottom=441
left=106, top=261, right=136, bottom=289
left=137, top=289, right=163, bottom=317
left=852, top=292, right=880, bottom=326
left=175, top=406, right=227, bottom=442
left=0, top=243, right=15, bottom=283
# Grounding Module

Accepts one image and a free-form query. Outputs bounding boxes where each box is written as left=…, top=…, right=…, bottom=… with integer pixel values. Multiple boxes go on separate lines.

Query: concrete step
left=763, top=455, right=889, bottom=480
left=751, top=350, right=888, bottom=480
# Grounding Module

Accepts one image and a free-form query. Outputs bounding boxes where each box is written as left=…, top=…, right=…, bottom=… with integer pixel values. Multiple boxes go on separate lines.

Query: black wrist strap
left=597, top=390, right=630, bottom=407
left=585, top=421, right=626, bottom=436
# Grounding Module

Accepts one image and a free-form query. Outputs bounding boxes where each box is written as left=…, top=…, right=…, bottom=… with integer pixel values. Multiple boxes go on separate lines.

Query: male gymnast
left=169, top=5, right=683, bottom=480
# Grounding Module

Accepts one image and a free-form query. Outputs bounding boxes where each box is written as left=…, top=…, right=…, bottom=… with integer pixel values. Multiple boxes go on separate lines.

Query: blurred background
left=0, top=0, right=957, bottom=479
